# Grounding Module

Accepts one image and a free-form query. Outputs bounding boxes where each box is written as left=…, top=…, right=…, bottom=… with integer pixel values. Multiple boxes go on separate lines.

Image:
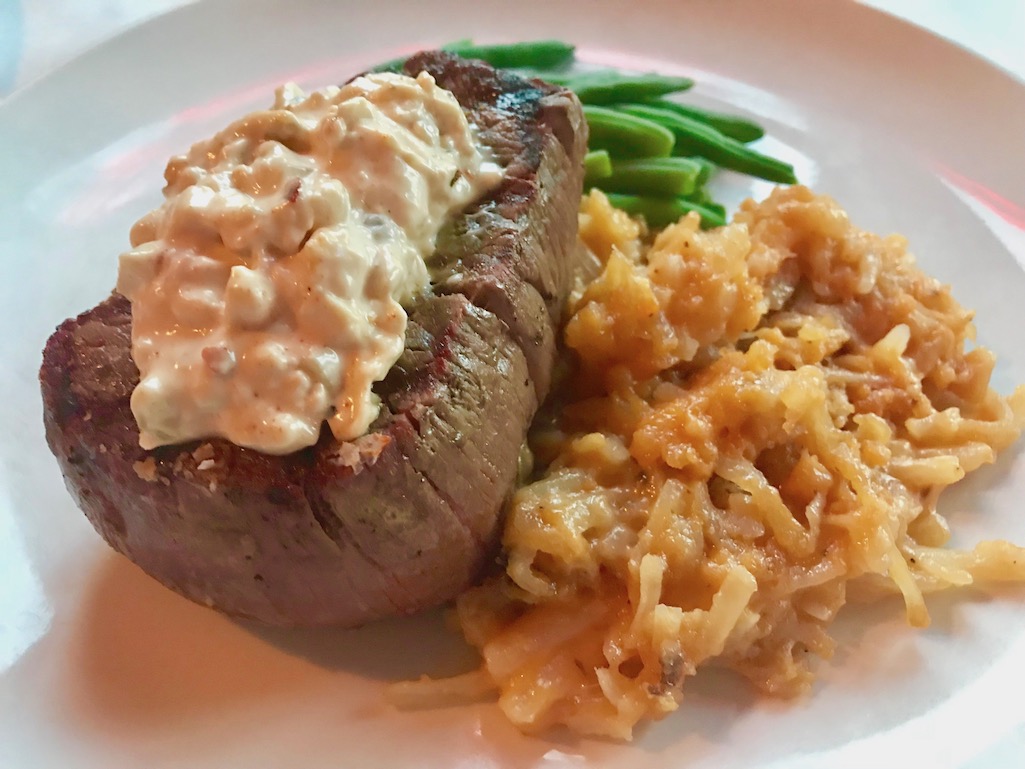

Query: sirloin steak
left=39, top=52, right=587, bottom=627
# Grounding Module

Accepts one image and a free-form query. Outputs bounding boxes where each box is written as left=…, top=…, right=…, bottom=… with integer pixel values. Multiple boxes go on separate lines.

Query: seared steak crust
left=411, top=52, right=587, bottom=396
left=39, top=52, right=586, bottom=627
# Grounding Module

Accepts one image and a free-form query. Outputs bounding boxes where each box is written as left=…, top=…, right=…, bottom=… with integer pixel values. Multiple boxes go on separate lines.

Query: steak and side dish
left=37, top=38, right=1025, bottom=742
left=39, top=51, right=588, bottom=628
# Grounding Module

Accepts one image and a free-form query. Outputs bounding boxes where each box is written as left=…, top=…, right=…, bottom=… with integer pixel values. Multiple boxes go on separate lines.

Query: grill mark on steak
left=40, top=51, right=587, bottom=627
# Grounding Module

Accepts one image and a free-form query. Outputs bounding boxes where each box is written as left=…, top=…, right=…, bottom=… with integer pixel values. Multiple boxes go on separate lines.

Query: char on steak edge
left=39, top=51, right=587, bottom=627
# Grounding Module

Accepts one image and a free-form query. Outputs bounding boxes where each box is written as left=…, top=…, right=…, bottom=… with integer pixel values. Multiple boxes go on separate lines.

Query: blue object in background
left=0, top=0, right=23, bottom=94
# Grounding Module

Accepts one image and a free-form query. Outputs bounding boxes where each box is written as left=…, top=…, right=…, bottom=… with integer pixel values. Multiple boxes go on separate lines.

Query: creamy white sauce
left=117, top=72, right=503, bottom=454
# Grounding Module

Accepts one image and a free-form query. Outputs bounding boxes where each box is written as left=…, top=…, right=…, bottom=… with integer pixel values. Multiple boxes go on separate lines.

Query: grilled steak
left=39, top=52, right=587, bottom=627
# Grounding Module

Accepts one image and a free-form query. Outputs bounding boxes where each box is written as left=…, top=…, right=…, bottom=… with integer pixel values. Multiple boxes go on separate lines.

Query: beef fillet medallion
left=40, top=51, right=588, bottom=627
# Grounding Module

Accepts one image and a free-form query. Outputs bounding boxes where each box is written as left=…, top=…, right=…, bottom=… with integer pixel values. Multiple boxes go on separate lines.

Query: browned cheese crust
left=39, top=52, right=588, bottom=627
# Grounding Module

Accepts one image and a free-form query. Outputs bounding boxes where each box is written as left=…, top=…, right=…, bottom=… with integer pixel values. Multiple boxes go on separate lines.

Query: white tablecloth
left=2, top=0, right=1024, bottom=99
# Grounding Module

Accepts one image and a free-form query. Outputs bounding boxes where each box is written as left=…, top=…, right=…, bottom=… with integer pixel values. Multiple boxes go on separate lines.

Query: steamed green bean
left=442, top=40, right=575, bottom=69
left=642, top=99, right=765, bottom=143
left=535, top=70, right=693, bottom=105
left=583, top=105, right=675, bottom=159
left=599, top=157, right=701, bottom=197
left=605, top=193, right=727, bottom=229
left=584, top=150, right=613, bottom=183
left=620, top=104, right=795, bottom=184
left=692, top=157, right=715, bottom=186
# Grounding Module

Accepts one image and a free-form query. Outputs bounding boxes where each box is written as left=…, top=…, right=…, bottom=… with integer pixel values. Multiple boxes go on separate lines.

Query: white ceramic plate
left=3, top=1, right=1025, bottom=766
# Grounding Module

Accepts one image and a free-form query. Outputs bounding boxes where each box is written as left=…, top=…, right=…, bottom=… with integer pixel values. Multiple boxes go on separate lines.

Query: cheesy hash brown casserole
left=444, top=186, right=1025, bottom=739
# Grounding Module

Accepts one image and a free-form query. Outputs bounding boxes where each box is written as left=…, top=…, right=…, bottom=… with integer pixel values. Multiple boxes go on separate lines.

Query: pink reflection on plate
left=935, top=164, right=1025, bottom=231
left=935, top=163, right=1025, bottom=273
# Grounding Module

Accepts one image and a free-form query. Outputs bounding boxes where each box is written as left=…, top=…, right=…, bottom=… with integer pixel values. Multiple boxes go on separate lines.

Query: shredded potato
left=452, top=187, right=1025, bottom=739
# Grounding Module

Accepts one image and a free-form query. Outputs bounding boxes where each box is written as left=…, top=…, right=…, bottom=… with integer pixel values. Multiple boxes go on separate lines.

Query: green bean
left=532, top=70, right=693, bottom=105
left=692, top=157, right=715, bottom=186
left=598, top=157, right=701, bottom=197
left=584, top=150, right=613, bottom=184
left=441, top=40, right=575, bottom=70
left=619, top=104, right=796, bottom=184
left=708, top=202, right=727, bottom=219
left=643, top=99, right=764, bottom=143
left=583, top=105, right=675, bottom=159
left=371, top=39, right=574, bottom=74
left=687, top=196, right=726, bottom=219
left=605, top=193, right=727, bottom=229
left=682, top=186, right=713, bottom=206
left=367, top=56, right=406, bottom=74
